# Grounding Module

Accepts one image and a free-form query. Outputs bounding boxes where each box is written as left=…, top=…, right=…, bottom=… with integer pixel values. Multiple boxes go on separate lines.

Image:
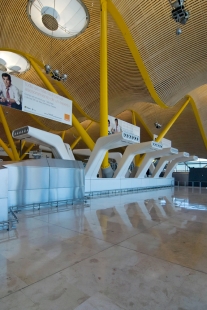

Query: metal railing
left=175, top=180, right=207, bottom=188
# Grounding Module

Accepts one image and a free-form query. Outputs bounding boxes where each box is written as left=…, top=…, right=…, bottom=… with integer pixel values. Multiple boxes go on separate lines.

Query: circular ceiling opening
left=0, top=52, right=30, bottom=74
left=27, top=0, right=90, bottom=39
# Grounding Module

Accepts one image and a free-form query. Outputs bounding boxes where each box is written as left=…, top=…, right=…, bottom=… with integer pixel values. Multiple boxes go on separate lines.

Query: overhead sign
left=153, top=135, right=172, bottom=148
left=108, top=115, right=140, bottom=142
left=0, top=70, right=72, bottom=125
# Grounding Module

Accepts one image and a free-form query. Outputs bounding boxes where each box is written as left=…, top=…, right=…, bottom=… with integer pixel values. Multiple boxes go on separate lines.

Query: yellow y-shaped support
left=20, top=143, right=35, bottom=160
left=136, top=97, right=190, bottom=167
left=100, top=0, right=110, bottom=169
left=29, top=58, right=95, bottom=151
left=156, top=97, right=190, bottom=142
left=61, top=131, right=66, bottom=141
left=189, top=96, right=207, bottom=150
left=71, top=121, right=93, bottom=150
left=0, top=106, right=19, bottom=160
left=0, top=138, right=14, bottom=160
left=107, top=0, right=167, bottom=109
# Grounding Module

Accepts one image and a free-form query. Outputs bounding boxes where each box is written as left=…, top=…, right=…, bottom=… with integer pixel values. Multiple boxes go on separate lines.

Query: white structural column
left=152, top=152, right=187, bottom=178
left=73, top=149, right=122, bottom=165
left=164, top=155, right=198, bottom=178
left=85, top=133, right=132, bottom=179
left=149, top=163, right=155, bottom=174
left=114, top=141, right=162, bottom=179
left=135, top=147, right=178, bottom=178
left=12, top=126, right=74, bottom=160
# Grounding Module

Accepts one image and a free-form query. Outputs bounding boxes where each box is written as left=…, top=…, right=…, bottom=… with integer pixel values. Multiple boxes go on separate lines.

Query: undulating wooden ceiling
left=0, top=0, right=207, bottom=158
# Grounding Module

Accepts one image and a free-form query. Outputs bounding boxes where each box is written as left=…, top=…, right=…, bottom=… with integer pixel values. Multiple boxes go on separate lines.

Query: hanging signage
left=108, top=115, right=140, bottom=142
left=0, top=70, right=72, bottom=125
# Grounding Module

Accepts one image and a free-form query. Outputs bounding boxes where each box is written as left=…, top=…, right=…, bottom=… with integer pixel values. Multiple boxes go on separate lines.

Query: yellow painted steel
left=107, top=0, right=167, bottom=109
left=136, top=97, right=190, bottom=167
left=0, top=48, right=95, bottom=121
left=19, top=140, right=26, bottom=157
left=0, top=138, right=14, bottom=160
left=156, top=97, right=190, bottom=143
left=100, top=0, right=110, bottom=169
left=0, top=106, right=19, bottom=160
left=72, top=115, right=94, bottom=151
left=61, top=131, right=66, bottom=141
left=131, top=110, right=153, bottom=139
left=20, top=143, right=35, bottom=160
left=29, top=58, right=95, bottom=151
left=71, top=121, right=93, bottom=150
left=57, top=82, right=97, bottom=122
left=189, top=96, right=207, bottom=150
left=30, top=114, right=49, bottom=131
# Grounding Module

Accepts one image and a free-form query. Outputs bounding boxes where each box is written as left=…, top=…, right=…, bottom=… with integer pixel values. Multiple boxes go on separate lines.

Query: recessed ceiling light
left=27, top=0, right=90, bottom=39
left=0, top=51, right=30, bottom=74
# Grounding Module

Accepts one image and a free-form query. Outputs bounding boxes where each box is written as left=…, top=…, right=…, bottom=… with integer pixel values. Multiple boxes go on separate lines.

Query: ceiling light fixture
left=168, top=0, right=190, bottom=35
left=44, top=64, right=68, bottom=81
left=27, top=0, right=90, bottom=39
left=0, top=51, right=30, bottom=74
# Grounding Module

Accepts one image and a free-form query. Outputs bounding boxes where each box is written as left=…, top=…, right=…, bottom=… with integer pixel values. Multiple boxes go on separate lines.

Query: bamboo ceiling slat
left=189, top=85, right=207, bottom=140
left=0, top=1, right=207, bottom=158
left=0, top=0, right=152, bottom=122
left=112, top=0, right=207, bottom=107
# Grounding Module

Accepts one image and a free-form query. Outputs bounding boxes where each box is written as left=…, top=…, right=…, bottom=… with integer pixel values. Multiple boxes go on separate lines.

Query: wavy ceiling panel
left=112, top=0, right=207, bottom=107
left=0, top=0, right=152, bottom=122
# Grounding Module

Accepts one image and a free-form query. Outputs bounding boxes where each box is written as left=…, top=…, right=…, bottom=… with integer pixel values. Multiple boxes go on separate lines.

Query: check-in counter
left=2, top=158, right=85, bottom=208
left=0, top=167, right=8, bottom=222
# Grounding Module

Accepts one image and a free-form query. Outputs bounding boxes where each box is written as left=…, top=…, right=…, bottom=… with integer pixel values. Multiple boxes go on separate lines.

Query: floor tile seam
left=109, top=221, right=168, bottom=247
left=164, top=226, right=207, bottom=243
left=30, top=218, right=139, bottom=244
left=115, top=243, right=207, bottom=276
left=43, top=222, right=117, bottom=245
left=8, top=244, right=118, bottom=296
left=170, top=214, right=207, bottom=224
left=0, top=276, right=29, bottom=302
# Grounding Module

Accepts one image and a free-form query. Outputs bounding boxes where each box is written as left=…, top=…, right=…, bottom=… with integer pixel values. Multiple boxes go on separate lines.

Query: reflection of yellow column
left=0, top=106, right=19, bottom=160
left=100, top=0, right=110, bottom=169
left=29, top=58, right=95, bottom=151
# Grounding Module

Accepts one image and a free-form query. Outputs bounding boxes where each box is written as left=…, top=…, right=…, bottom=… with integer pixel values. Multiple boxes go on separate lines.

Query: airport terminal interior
left=1, top=0, right=207, bottom=309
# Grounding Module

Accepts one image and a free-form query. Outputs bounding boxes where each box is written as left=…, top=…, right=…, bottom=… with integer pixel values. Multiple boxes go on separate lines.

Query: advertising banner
left=108, top=115, right=140, bottom=142
left=0, top=70, right=72, bottom=125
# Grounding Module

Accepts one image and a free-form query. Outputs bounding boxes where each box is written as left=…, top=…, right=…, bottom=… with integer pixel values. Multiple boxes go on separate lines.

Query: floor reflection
left=1, top=187, right=207, bottom=309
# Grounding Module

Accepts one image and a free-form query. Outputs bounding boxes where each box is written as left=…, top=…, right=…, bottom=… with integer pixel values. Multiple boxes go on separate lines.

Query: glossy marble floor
left=1, top=186, right=207, bottom=309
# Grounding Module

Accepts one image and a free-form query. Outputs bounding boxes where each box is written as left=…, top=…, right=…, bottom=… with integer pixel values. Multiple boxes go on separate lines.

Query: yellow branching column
left=136, top=97, right=191, bottom=168
left=71, top=121, right=93, bottom=150
left=29, top=58, right=95, bottom=151
left=0, top=106, right=19, bottom=161
left=156, top=97, right=190, bottom=143
left=100, top=0, right=113, bottom=177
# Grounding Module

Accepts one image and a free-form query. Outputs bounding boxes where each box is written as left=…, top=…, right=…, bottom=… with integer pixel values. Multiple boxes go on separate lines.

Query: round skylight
left=0, top=51, right=30, bottom=74
left=27, top=0, right=90, bottom=39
